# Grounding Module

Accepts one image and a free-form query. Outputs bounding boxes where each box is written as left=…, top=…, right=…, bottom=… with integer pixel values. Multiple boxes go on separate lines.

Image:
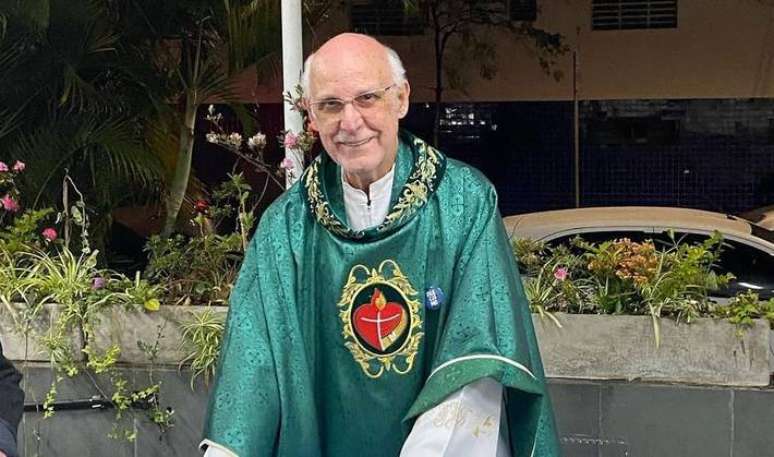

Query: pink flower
left=42, top=227, right=58, bottom=241
left=1, top=195, right=19, bottom=212
left=280, top=157, right=294, bottom=170
left=12, top=161, right=25, bottom=172
left=553, top=267, right=568, bottom=281
left=0, top=162, right=8, bottom=172
left=283, top=132, right=299, bottom=149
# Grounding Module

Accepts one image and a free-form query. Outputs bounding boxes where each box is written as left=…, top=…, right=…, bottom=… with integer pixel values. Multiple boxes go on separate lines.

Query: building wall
left=226, top=1, right=774, bottom=216
left=14, top=366, right=774, bottom=457
left=235, top=0, right=774, bottom=103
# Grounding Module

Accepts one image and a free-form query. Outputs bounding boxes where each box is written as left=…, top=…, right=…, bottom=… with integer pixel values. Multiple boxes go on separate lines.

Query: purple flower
left=91, top=277, right=106, bottom=290
left=0, top=162, right=8, bottom=172
left=553, top=267, right=568, bottom=281
left=12, top=161, right=25, bottom=172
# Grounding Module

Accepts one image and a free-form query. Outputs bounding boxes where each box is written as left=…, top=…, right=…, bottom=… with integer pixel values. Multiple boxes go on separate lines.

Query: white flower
left=247, top=133, right=267, bottom=150
left=228, top=133, right=243, bottom=147
left=208, top=105, right=215, bottom=115
left=205, top=133, right=219, bottom=143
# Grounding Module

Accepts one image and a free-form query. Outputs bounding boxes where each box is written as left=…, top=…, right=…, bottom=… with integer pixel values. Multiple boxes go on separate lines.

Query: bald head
left=301, top=33, right=406, bottom=98
left=317, top=33, right=384, bottom=60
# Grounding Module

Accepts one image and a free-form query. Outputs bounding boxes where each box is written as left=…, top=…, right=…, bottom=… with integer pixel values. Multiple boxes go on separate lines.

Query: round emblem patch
left=337, top=260, right=424, bottom=378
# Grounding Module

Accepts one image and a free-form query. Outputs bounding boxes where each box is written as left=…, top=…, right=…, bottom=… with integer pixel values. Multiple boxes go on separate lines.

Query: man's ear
left=305, top=100, right=319, bottom=132
left=397, top=81, right=410, bottom=119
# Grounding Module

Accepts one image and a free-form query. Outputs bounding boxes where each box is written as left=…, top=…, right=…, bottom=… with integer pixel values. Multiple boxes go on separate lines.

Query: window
left=592, top=0, right=678, bottom=31
left=586, top=117, right=680, bottom=146
left=466, top=1, right=537, bottom=22
left=350, top=0, right=425, bottom=36
left=439, top=103, right=497, bottom=143
left=510, top=0, right=537, bottom=21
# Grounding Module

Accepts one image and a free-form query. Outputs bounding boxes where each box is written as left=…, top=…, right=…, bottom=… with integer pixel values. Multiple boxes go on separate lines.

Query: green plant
left=144, top=173, right=257, bottom=307
left=714, top=291, right=774, bottom=335
left=522, top=266, right=564, bottom=328
left=513, top=232, right=739, bottom=346
left=0, top=170, right=174, bottom=441
left=179, top=308, right=225, bottom=388
left=112, top=271, right=164, bottom=312
left=512, top=237, right=548, bottom=276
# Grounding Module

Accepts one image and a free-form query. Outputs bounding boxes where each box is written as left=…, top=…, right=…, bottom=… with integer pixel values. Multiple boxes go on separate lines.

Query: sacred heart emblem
left=337, top=260, right=424, bottom=378
left=353, top=288, right=408, bottom=353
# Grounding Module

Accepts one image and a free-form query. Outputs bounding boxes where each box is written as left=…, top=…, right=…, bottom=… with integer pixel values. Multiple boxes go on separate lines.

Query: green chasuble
left=203, top=131, right=560, bottom=457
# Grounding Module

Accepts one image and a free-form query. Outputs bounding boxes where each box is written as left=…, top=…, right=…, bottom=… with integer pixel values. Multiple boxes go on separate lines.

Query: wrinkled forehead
left=308, top=47, right=392, bottom=99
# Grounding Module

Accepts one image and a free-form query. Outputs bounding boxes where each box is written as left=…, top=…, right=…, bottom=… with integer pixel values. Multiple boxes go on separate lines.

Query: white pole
left=281, top=0, right=304, bottom=188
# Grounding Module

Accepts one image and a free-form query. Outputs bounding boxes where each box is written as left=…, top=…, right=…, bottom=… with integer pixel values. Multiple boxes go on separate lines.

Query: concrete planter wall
left=3, top=306, right=774, bottom=457
left=533, top=313, right=771, bottom=387
left=2, top=306, right=771, bottom=386
left=0, top=304, right=228, bottom=365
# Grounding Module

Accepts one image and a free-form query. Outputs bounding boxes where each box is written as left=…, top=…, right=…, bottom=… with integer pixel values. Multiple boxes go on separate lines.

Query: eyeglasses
left=309, top=84, right=397, bottom=123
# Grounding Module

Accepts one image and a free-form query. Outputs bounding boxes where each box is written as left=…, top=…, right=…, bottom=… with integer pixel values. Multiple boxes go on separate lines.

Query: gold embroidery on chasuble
left=337, top=260, right=423, bottom=379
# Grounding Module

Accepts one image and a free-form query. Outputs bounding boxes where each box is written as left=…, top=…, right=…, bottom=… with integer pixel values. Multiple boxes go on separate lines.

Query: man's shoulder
left=442, top=158, right=494, bottom=192
left=438, top=157, right=497, bottom=207
left=268, top=177, right=310, bottom=217
left=256, top=179, right=309, bottom=232
left=402, top=131, right=493, bottom=196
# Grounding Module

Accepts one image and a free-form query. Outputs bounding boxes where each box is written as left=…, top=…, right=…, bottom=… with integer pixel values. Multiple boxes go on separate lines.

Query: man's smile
left=337, top=137, right=374, bottom=147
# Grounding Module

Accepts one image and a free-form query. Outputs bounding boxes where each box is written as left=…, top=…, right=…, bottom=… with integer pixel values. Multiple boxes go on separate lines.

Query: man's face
left=307, top=39, right=410, bottom=184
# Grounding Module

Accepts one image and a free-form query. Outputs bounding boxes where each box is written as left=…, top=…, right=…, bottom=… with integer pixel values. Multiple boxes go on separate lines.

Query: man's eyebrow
left=313, top=86, right=383, bottom=101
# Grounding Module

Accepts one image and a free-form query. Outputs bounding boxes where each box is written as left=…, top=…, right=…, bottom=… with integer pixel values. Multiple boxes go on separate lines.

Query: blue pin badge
left=425, top=286, right=445, bottom=311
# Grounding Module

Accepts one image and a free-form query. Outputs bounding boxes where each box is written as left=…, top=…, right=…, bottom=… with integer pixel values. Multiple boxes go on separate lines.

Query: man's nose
left=338, top=102, right=364, bottom=132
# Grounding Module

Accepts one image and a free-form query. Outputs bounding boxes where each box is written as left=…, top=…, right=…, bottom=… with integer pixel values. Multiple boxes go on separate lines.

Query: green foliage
left=0, top=0, right=335, bottom=445
left=179, top=308, right=226, bottom=388
left=112, top=271, right=164, bottom=312
left=0, top=171, right=172, bottom=441
left=513, top=232, right=746, bottom=345
left=714, top=291, right=774, bottom=335
left=84, top=344, right=121, bottom=374
left=0, top=208, right=54, bottom=254
left=144, top=173, right=254, bottom=307
left=0, top=1, right=165, bottom=250
left=144, top=232, right=242, bottom=307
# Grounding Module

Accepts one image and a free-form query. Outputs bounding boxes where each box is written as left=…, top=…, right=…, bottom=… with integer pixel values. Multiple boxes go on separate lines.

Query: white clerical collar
left=341, top=165, right=395, bottom=232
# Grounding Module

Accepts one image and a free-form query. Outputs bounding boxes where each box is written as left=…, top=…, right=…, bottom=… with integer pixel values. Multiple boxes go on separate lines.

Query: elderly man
left=201, top=33, right=559, bottom=457
left=0, top=342, right=23, bottom=457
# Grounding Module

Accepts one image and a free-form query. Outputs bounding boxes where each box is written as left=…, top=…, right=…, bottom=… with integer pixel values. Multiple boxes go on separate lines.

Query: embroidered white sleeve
left=203, top=447, right=228, bottom=457
left=201, top=440, right=238, bottom=457
left=400, top=378, right=512, bottom=457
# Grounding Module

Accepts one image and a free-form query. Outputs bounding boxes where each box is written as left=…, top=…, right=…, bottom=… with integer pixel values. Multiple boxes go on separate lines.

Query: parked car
left=503, top=206, right=774, bottom=300
left=740, top=205, right=774, bottom=231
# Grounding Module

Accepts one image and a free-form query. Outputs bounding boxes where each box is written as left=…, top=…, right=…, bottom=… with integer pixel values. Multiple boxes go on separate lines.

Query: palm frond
left=223, top=0, right=281, bottom=76
left=84, top=116, right=164, bottom=191
left=0, top=14, right=7, bottom=42
left=144, top=115, right=208, bottom=220
left=3, top=114, right=163, bottom=211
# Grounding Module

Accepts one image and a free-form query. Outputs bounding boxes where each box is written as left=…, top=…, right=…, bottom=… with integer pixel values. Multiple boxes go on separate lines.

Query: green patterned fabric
left=203, top=131, right=560, bottom=457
